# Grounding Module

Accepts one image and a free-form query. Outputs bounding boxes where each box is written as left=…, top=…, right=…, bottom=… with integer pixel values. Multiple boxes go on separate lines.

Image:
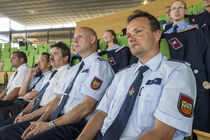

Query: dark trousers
left=95, top=131, right=102, bottom=140
left=0, top=117, right=39, bottom=140
left=0, top=99, right=29, bottom=123
left=0, top=118, right=86, bottom=140
left=0, top=115, right=17, bottom=128
left=25, top=119, right=87, bottom=140
left=0, top=100, right=13, bottom=107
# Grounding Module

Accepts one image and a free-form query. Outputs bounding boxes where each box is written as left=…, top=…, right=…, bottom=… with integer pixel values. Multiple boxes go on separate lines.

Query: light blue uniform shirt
left=57, top=52, right=115, bottom=120
left=97, top=53, right=196, bottom=140
left=30, top=70, right=52, bottom=92
left=106, top=44, right=121, bottom=51
left=165, top=20, right=193, bottom=34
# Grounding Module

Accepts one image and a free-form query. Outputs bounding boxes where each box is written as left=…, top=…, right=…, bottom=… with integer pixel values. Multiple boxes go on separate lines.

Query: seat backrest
left=27, top=56, right=34, bottom=68
left=99, top=42, right=107, bottom=51
left=118, top=36, right=128, bottom=46
left=0, top=71, right=6, bottom=84
left=160, top=38, right=170, bottom=59
left=2, top=59, right=12, bottom=72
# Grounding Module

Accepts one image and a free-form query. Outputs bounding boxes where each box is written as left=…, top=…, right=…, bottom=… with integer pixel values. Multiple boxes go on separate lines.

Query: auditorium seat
left=27, top=56, right=34, bottom=68
left=99, top=42, right=107, bottom=51
left=10, top=48, right=18, bottom=53
left=28, top=45, right=35, bottom=50
left=118, top=36, right=128, bottom=46
left=22, top=50, right=29, bottom=56
left=7, top=71, right=15, bottom=81
left=160, top=38, right=170, bottom=58
left=63, top=40, right=71, bottom=48
left=29, top=49, right=38, bottom=56
left=4, top=43, right=11, bottom=51
left=34, top=55, right=39, bottom=63
left=37, top=44, right=44, bottom=50
left=100, top=54, right=109, bottom=61
left=0, top=71, right=6, bottom=84
left=2, top=59, right=12, bottom=71
left=38, top=48, right=48, bottom=55
left=19, top=46, right=27, bottom=51
left=45, top=44, right=51, bottom=52
left=193, top=129, right=210, bottom=140
left=1, top=52, right=10, bottom=62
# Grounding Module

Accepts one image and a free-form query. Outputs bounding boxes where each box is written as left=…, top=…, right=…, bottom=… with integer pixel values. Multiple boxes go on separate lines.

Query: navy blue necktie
left=32, top=70, right=57, bottom=111
left=173, top=25, right=178, bottom=33
left=29, top=74, right=44, bottom=92
left=12, top=71, right=18, bottom=80
left=102, top=65, right=149, bottom=140
left=50, top=61, right=85, bottom=120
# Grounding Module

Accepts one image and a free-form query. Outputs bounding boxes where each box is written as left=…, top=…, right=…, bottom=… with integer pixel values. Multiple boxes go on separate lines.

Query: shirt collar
left=82, top=52, right=98, bottom=67
left=134, top=53, right=163, bottom=73
left=16, top=63, right=28, bottom=71
left=42, top=70, right=51, bottom=77
left=56, top=64, right=69, bottom=71
left=173, top=20, right=188, bottom=30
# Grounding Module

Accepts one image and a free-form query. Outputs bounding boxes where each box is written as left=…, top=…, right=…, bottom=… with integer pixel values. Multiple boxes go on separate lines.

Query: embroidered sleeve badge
left=91, top=77, right=103, bottom=90
left=109, top=57, right=116, bottom=66
left=177, top=93, right=193, bottom=117
left=168, top=38, right=183, bottom=50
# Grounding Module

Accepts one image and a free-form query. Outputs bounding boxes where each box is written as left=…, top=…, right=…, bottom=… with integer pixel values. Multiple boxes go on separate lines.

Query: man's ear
left=90, top=35, right=97, bottom=45
left=184, top=9, right=188, bottom=14
left=20, top=58, right=25, bottom=64
left=63, top=55, right=69, bottom=63
left=154, top=30, right=162, bottom=44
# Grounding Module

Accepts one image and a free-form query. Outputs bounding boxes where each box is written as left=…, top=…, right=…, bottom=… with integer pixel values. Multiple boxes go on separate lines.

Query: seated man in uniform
left=77, top=10, right=196, bottom=140
left=0, top=42, right=70, bottom=128
left=0, top=51, right=30, bottom=104
left=165, top=0, right=192, bottom=34
left=0, top=53, right=51, bottom=123
left=164, top=0, right=210, bottom=135
left=0, top=27, right=115, bottom=140
left=18, top=52, right=52, bottom=100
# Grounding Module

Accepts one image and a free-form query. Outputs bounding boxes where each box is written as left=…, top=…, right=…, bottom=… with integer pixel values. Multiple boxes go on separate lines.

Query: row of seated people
left=0, top=1, right=208, bottom=140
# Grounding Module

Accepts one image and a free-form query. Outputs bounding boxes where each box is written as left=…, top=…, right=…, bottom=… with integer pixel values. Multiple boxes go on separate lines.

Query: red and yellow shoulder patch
left=177, top=93, right=193, bottom=117
left=91, top=77, right=103, bottom=90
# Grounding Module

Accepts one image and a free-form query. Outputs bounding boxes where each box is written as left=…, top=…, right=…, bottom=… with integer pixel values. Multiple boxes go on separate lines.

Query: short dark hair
left=127, top=10, right=160, bottom=32
left=12, top=51, right=27, bottom=63
left=173, top=0, right=187, bottom=9
left=165, top=5, right=171, bottom=9
left=50, top=42, right=71, bottom=63
left=41, top=52, right=50, bottom=62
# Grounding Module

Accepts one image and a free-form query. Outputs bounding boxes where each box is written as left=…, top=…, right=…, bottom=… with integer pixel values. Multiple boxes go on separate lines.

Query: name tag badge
left=81, top=69, right=89, bottom=73
left=146, top=78, right=162, bottom=85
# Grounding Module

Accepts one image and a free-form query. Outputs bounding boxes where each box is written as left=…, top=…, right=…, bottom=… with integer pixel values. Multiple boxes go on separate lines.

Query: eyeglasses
left=171, top=6, right=185, bottom=11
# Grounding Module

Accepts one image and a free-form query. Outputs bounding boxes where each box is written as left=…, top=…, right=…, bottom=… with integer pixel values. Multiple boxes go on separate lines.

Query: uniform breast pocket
left=107, top=86, right=128, bottom=119
left=76, top=72, right=89, bottom=82
left=137, top=85, right=162, bottom=128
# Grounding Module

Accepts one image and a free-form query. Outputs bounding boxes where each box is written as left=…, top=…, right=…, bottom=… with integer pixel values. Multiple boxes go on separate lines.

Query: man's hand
left=29, top=67, right=40, bottom=77
left=14, top=113, right=32, bottom=124
left=18, top=114, right=33, bottom=123
left=21, top=121, right=49, bottom=139
left=14, top=112, right=24, bottom=124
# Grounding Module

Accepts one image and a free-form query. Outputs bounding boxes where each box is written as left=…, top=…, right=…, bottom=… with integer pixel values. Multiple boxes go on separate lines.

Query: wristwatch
left=49, top=120, right=56, bottom=129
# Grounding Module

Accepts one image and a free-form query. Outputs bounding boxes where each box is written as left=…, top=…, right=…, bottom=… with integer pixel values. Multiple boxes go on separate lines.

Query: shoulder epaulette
left=117, top=63, right=135, bottom=73
left=194, top=10, right=205, bottom=15
left=115, top=45, right=126, bottom=53
left=167, top=59, right=191, bottom=67
left=177, top=25, right=198, bottom=33
left=97, top=57, right=106, bottom=61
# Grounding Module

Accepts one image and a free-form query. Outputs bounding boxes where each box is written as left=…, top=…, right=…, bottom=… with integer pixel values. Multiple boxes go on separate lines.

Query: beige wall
left=76, top=0, right=202, bottom=39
